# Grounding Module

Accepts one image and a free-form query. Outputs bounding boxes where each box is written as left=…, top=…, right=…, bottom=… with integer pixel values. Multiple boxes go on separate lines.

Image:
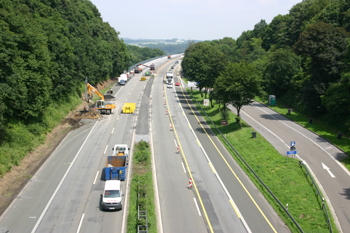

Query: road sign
left=291, top=141, right=295, bottom=147
left=203, top=99, right=209, bottom=106
left=221, top=120, right=228, bottom=126
left=287, top=150, right=297, bottom=155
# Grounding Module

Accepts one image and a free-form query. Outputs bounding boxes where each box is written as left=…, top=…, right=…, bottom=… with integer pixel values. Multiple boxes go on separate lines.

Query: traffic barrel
left=189, top=178, right=192, bottom=188
left=170, top=124, right=173, bottom=131
left=177, top=145, right=180, bottom=153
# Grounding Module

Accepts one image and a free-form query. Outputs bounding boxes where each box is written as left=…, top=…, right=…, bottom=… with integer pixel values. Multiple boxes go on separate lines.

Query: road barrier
left=299, top=161, right=333, bottom=232
left=193, top=97, right=304, bottom=233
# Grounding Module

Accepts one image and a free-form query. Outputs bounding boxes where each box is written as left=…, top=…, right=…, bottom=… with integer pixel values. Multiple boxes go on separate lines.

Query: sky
left=89, top=0, right=301, bottom=41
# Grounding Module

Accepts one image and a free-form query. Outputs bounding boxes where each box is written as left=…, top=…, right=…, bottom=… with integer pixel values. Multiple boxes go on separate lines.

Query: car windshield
left=104, top=190, right=120, bottom=198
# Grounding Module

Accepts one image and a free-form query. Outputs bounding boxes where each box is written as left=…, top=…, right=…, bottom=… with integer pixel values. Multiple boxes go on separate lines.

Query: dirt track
left=0, top=79, right=116, bottom=216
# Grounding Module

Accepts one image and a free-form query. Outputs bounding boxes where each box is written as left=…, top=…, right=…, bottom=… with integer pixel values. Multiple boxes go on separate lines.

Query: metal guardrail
left=299, top=161, right=333, bottom=232
left=128, top=55, right=167, bottom=72
left=191, top=96, right=304, bottom=233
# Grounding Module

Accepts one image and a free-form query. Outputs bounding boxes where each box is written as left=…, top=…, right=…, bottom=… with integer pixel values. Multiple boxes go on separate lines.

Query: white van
left=102, top=180, right=123, bottom=210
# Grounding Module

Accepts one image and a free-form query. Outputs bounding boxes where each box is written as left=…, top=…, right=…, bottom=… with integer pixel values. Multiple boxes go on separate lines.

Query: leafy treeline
left=182, top=0, right=350, bottom=132
left=141, top=43, right=188, bottom=55
left=0, top=0, right=129, bottom=128
left=0, top=0, right=163, bottom=175
left=126, top=45, right=165, bottom=67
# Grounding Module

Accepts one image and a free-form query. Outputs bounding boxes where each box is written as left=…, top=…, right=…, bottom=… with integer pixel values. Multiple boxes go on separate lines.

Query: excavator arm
left=87, top=83, right=105, bottom=101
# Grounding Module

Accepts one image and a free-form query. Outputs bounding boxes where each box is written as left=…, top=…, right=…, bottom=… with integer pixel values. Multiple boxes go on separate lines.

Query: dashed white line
left=104, top=145, right=108, bottom=154
left=76, top=213, right=85, bottom=233
left=111, top=128, right=115, bottom=134
left=181, top=162, right=186, bottom=174
left=193, top=198, right=201, bottom=216
left=93, top=171, right=99, bottom=184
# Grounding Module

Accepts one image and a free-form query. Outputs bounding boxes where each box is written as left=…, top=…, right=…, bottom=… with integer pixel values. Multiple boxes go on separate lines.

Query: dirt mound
left=76, top=110, right=100, bottom=119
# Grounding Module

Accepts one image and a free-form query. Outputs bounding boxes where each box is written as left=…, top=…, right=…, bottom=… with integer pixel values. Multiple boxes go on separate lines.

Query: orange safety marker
left=189, top=178, right=192, bottom=188
left=177, top=145, right=180, bottom=153
left=170, top=124, right=173, bottom=131
left=166, top=110, right=168, bottom=115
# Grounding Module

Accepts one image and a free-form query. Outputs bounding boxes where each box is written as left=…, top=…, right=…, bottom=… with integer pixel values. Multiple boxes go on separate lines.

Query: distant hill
left=123, top=38, right=202, bottom=54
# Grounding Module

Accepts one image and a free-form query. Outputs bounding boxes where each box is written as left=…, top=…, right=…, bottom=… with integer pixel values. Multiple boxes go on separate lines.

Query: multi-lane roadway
left=3, top=54, right=347, bottom=233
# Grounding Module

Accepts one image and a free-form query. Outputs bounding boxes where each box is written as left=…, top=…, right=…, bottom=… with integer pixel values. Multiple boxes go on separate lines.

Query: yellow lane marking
left=196, top=139, right=201, bottom=147
left=209, top=163, right=215, bottom=174
left=230, top=199, right=241, bottom=218
left=164, top=86, right=214, bottom=233
left=178, top=83, right=278, bottom=233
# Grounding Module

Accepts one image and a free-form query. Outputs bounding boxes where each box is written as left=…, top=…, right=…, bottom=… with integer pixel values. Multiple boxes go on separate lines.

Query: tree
left=214, top=62, right=262, bottom=119
left=182, top=41, right=227, bottom=98
left=263, top=47, right=301, bottom=97
left=294, top=21, right=349, bottom=115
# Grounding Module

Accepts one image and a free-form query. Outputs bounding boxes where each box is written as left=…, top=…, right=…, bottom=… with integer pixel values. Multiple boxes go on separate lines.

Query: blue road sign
left=287, top=150, right=297, bottom=155
left=291, top=141, right=296, bottom=147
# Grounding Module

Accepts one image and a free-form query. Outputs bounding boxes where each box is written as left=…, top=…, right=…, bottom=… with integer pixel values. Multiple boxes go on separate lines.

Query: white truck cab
left=102, top=180, right=123, bottom=210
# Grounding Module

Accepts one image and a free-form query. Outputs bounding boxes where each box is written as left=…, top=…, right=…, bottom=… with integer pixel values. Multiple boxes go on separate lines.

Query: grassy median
left=187, top=89, right=337, bottom=233
left=127, top=141, right=157, bottom=233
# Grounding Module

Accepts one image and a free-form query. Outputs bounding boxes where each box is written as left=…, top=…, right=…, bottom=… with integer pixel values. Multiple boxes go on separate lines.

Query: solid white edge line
left=93, top=171, right=99, bottom=185
left=181, top=92, right=252, bottom=232
left=76, top=213, right=85, bottom=233
left=31, top=121, right=99, bottom=233
left=181, top=162, right=186, bottom=174
left=256, top=104, right=350, bottom=177
left=193, top=198, right=201, bottom=216
left=104, top=145, right=108, bottom=154
left=237, top=105, right=342, bottom=233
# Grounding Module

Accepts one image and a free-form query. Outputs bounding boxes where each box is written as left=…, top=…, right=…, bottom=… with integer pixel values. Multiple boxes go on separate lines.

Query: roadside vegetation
left=188, top=89, right=337, bottom=233
left=255, top=96, right=350, bottom=172
left=0, top=0, right=163, bottom=177
left=127, top=141, right=157, bottom=233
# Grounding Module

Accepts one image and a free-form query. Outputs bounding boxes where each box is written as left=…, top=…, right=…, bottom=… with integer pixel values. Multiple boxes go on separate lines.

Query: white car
left=102, top=180, right=123, bottom=210
left=167, top=83, right=173, bottom=88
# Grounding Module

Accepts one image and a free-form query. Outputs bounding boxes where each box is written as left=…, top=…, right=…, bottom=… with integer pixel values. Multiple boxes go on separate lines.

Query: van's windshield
left=104, top=190, right=120, bottom=198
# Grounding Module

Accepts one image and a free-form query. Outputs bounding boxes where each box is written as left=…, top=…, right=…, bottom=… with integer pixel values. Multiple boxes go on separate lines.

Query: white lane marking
left=322, top=163, right=336, bottom=178
left=117, top=115, right=120, bottom=121
left=174, top=139, right=177, bottom=147
left=181, top=162, right=186, bottom=174
left=180, top=95, right=252, bottom=232
left=193, top=198, right=201, bottom=216
left=254, top=104, right=350, bottom=177
left=113, top=86, right=123, bottom=98
left=93, top=171, right=99, bottom=184
left=31, top=121, right=99, bottom=233
left=76, top=213, right=85, bottom=233
left=104, top=145, right=108, bottom=154
left=111, top=128, right=115, bottom=134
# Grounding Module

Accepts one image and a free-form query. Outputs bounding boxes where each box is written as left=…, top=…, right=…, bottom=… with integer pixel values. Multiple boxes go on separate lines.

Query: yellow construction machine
left=87, top=83, right=115, bottom=115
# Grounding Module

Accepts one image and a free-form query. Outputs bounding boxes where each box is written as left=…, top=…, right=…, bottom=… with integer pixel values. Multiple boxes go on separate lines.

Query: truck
left=112, top=144, right=129, bottom=158
left=105, top=156, right=127, bottom=181
left=87, top=83, right=115, bottom=115
left=168, top=55, right=171, bottom=59
left=118, top=74, right=127, bottom=84
left=150, top=63, right=155, bottom=71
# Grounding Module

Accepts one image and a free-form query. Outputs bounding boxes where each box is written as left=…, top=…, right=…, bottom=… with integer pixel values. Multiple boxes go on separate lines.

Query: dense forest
left=126, top=45, right=165, bottom=67
left=182, top=0, right=350, bottom=133
left=0, top=0, right=164, bottom=175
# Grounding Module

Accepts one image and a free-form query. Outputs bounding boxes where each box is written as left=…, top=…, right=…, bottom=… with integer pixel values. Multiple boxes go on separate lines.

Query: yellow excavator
left=87, top=83, right=115, bottom=115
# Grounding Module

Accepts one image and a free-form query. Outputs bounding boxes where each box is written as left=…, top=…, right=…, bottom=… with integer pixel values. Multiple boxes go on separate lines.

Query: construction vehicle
left=123, top=103, right=135, bottom=113
left=87, top=83, right=115, bottom=115
left=105, top=156, right=127, bottom=180
left=112, top=144, right=130, bottom=164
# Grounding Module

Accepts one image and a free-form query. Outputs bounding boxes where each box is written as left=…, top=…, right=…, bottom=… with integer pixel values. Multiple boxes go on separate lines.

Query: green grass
left=187, top=89, right=337, bottom=233
left=127, top=141, right=157, bottom=233
left=254, top=96, right=350, bottom=172
left=0, top=94, right=82, bottom=176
